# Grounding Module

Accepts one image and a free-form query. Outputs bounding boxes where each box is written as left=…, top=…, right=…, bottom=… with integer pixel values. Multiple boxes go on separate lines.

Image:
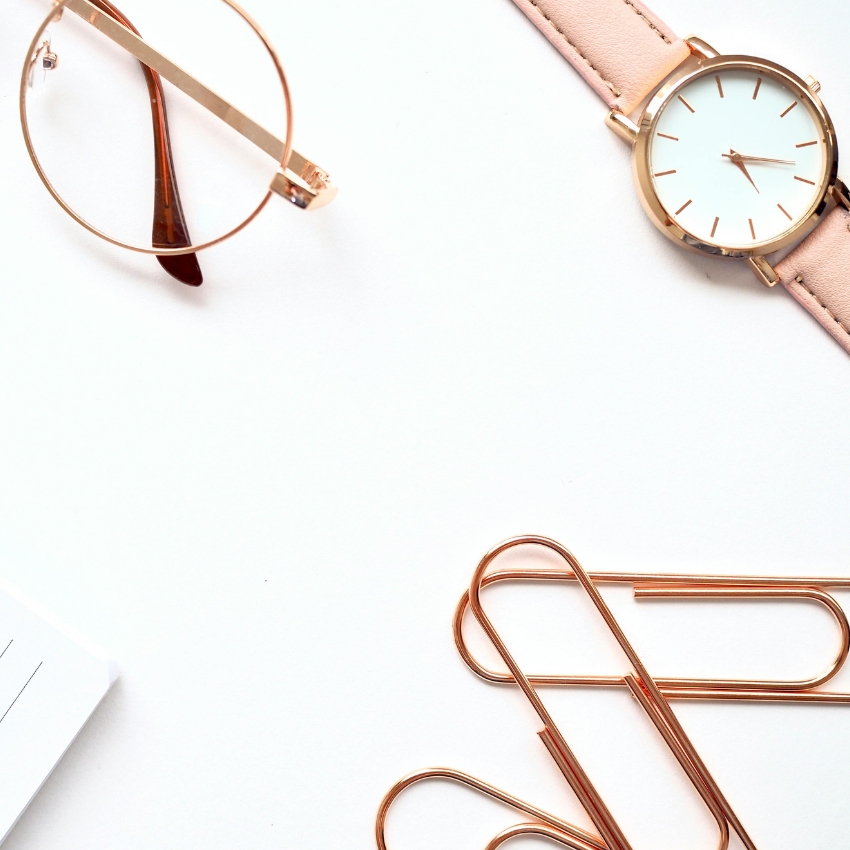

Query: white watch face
left=647, top=66, right=829, bottom=251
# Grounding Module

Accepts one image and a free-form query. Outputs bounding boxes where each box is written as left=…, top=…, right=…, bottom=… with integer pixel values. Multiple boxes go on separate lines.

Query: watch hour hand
left=724, top=149, right=760, bottom=194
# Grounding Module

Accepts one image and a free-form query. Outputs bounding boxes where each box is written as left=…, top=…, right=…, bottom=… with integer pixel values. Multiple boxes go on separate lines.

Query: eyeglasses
left=21, top=0, right=336, bottom=286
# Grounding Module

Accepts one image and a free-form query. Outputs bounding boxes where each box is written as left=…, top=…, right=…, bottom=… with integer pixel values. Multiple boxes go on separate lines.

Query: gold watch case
left=629, top=50, right=840, bottom=263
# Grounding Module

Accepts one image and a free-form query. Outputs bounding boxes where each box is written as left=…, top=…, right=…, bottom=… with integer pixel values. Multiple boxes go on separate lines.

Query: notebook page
left=0, top=580, right=118, bottom=845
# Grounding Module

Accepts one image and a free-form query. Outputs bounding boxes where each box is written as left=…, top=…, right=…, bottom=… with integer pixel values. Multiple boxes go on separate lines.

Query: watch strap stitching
left=789, top=275, right=850, bottom=340
left=621, top=0, right=672, bottom=44
left=527, top=0, right=622, bottom=96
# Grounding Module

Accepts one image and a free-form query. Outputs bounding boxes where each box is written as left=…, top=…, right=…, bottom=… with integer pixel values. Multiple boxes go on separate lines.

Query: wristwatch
left=503, top=0, right=850, bottom=354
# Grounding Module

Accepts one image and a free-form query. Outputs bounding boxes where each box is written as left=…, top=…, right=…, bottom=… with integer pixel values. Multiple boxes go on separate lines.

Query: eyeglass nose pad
left=28, top=39, right=59, bottom=96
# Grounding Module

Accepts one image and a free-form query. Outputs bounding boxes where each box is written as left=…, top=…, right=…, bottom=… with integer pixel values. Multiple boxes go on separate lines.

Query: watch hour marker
left=647, top=69, right=827, bottom=253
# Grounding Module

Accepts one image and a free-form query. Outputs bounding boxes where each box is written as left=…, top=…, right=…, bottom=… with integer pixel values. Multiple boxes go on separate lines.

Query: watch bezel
left=633, top=55, right=839, bottom=259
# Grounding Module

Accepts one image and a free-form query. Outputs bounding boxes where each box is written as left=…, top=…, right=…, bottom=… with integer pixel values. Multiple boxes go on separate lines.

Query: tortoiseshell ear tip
left=157, top=253, right=203, bottom=286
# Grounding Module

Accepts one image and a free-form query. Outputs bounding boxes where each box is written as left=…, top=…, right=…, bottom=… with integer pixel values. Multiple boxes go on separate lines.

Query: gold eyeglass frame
left=20, top=0, right=336, bottom=258
left=632, top=54, right=840, bottom=260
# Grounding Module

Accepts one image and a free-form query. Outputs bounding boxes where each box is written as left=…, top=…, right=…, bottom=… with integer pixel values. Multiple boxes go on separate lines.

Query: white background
left=1, top=0, right=850, bottom=848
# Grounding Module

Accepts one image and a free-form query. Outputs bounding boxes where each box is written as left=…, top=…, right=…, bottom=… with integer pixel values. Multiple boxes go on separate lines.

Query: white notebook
left=0, top=580, right=118, bottom=845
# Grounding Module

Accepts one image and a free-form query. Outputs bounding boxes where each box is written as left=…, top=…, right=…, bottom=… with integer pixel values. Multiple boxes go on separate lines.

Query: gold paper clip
left=454, top=549, right=850, bottom=703
left=378, top=535, right=850, bottom=850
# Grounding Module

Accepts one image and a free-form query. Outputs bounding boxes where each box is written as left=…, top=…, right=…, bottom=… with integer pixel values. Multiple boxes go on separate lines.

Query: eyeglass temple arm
left=80, top=0, right=202, bottom=285
left=66, top=0, right=336, bottom=211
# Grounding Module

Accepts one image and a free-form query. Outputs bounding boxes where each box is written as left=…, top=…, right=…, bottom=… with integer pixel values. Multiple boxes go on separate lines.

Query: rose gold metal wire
left=466, top=536, right=742, bottom=850
left=378, top=536, right=850, bottom=850
left=484, top=823, right=599, bottom=849
left=376, top=768, right=606, bottom=850
left=19, top=0, right=293, bottom=257
left=378, top=538, right=850, bottom=849
left=453, top=568, right=850, bottom=702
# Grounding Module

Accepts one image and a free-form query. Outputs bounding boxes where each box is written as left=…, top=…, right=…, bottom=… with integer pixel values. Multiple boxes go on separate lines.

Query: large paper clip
left=377, top=535, right=850, bottom=850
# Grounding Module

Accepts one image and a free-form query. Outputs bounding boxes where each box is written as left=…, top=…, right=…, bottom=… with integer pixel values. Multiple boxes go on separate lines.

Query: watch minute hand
left=722, top=153, right=796, bottom=165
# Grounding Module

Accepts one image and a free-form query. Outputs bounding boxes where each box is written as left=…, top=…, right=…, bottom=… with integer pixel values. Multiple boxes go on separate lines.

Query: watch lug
left=832, top=178, right=850, bottom=210
left=685, top=35, right=720, bottom=60
left=747, top=256, right=780, bottom=288
left=605, top=109, right=638, bottom=144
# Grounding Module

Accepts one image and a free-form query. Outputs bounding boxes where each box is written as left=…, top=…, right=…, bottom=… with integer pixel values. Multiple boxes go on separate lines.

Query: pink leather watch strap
left=775, top=206, right=850, bottom=355
left=507, top=0, right=690, bottom=115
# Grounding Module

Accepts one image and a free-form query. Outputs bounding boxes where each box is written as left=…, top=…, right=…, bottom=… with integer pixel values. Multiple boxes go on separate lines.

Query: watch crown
left=805, top=74, right=822, bottom=94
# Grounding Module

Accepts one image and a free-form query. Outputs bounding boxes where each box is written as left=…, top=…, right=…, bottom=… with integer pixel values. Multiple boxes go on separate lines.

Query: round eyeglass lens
left=22, top=0, right=293, bottom=255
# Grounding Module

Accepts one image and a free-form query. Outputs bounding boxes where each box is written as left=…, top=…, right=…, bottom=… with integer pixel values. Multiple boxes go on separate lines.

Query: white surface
left=0, top=0, right=849, bottom=848
left=0, top=580, right=117, bottom=845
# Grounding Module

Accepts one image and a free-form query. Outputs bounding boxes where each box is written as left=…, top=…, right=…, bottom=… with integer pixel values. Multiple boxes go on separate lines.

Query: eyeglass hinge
left=271, top=153, right=338, bottom=210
